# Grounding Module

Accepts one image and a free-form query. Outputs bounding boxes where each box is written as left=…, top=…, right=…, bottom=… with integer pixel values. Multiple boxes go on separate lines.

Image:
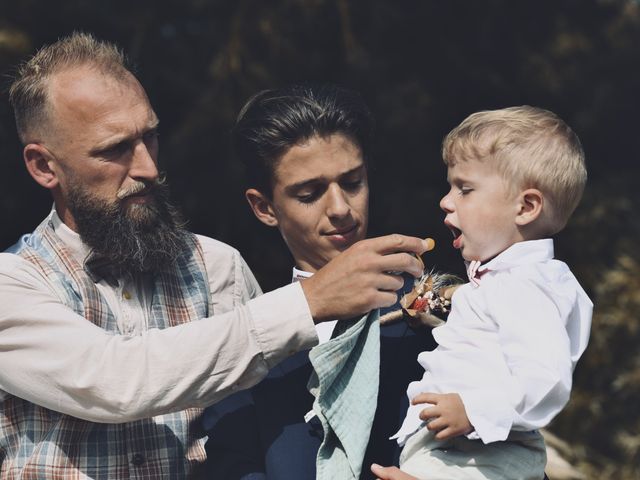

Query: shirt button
left=131, top=453, right=145, bottom=466
left=123, top=291, right=132, bottom=300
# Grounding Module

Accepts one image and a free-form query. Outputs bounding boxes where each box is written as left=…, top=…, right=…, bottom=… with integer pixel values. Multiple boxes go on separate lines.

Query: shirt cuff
left=459, top=389, right=513, bottom=444
left=247, top=282, right=318, bottom=369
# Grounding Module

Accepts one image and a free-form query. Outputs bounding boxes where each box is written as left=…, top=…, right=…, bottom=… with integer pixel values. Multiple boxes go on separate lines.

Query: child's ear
left=23, top=143, right=59, bottom=190
left=245, top=188, right=279, bottom=227
left=515, top=188, right=543, bottom=226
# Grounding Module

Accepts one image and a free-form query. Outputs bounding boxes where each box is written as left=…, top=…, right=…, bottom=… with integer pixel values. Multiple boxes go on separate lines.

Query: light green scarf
left=307, top=311, right=381, bottom=480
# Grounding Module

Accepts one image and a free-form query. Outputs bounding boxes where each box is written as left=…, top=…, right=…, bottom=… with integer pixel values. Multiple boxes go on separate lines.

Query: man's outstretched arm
left=0, top=251, right=315, bottom=422
left=0, top=234, right=429, bottom=422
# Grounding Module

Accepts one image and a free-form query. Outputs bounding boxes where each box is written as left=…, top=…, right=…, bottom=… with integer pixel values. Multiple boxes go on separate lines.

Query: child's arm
left=443, top=273, right=590, bottom=443
left=412, top=392, right=473, bottom=440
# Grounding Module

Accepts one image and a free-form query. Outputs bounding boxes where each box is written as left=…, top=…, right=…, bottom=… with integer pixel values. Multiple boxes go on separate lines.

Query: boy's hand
left=413, top=392, right=473, bottom=440
left=301, top=235, right=431, bottom=323
left=370, top=464, right=418, bottom=480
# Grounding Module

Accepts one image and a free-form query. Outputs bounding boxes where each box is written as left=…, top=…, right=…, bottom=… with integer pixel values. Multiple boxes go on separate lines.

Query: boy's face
left=439, top=158, right=523, bottom=262
left=250, top=133, right=369, bottom=273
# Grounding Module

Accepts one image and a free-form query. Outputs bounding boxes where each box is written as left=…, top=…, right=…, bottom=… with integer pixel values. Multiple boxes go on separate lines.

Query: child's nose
left=440, top=191, right=454, bottom=212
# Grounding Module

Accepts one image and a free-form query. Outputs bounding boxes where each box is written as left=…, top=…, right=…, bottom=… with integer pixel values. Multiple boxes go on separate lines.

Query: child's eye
left=459, top=187, right=473, bottom=195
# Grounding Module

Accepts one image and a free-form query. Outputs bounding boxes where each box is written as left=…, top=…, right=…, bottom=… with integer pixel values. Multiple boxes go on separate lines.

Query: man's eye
left=143, top=130, right=160, bottom=144
left=342, top=179, right=364, bottom=192
left=101, top=142, right=130, bottom=159
left=297, top=192, right=319, bottom=203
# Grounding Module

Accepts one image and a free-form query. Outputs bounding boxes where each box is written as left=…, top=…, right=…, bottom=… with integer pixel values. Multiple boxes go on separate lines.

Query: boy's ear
left=245, top=188, right=279, bottom=227
left=23, top=143, right=59, bottom=190
left=515, top=188, right=543, bottom=226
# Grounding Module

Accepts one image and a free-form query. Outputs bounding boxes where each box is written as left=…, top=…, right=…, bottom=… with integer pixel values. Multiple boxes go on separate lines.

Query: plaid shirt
left=1, top=217, right=212, bottom=479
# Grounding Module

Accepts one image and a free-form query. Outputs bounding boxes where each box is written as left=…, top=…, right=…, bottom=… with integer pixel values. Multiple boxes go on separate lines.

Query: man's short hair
left=232, top=84, right=375, bottom=197
left=9, top=31, right=132, bottom=144
left=442, top=105, right=587, bottom=234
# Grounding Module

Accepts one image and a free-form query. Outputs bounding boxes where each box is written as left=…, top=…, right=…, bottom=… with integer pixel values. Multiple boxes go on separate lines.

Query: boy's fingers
left=434, top=427, right=454, bottom=440
left=370, top=464, right=420, bottom=480
left=411, top=392, right=439, bottom=405
left=419, top=406, right=438, bottom=422
left=426, top=417, right=444, bottom=432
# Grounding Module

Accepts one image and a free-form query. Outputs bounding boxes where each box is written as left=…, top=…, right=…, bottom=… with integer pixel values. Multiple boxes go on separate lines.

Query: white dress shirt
left=394, top=239, right=592, bottom=444
left=293, top=266, right=337, bottom=344
left=0, top=209, right=318, bottom=423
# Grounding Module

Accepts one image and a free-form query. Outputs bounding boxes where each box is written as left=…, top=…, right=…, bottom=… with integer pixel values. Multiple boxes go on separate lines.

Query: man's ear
left=515, top=188, right=543, bottom=226
left=245, top=188, right=279, bottom=227
left=23, top=143, right=59, bottom=190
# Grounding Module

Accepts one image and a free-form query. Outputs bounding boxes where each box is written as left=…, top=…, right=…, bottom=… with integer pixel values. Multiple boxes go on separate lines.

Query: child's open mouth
left=445, top=222, right=463, bottom=249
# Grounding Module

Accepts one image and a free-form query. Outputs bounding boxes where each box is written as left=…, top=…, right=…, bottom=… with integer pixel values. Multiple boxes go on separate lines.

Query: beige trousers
left=400, top=427, right=547, bottom=480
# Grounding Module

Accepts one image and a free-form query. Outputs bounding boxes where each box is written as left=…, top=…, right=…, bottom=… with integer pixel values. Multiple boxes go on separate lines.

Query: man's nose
left=129, top=141, right=159, bottom=181
left=326, top=185, right=351, bottom=218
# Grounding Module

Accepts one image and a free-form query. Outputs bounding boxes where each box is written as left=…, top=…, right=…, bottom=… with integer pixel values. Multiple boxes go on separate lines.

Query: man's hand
left=370, top=464, right=418, bottom=480
left=413, top=392, right=473, bottom=440
left=301, top=235, right=431, bottom=323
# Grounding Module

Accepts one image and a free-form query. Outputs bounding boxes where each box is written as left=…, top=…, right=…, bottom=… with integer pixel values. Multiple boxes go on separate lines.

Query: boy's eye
left=459, top=187, right=473, bottom=195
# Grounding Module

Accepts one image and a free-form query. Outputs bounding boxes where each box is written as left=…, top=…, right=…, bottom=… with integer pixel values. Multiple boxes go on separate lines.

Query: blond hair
left=442, top=106, right=586, bottom=234
left=9, top=32, right=131, bottom=144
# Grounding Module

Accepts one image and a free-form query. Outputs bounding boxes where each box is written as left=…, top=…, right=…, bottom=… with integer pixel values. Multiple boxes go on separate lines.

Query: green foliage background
left=0, top=1, right=638, bottom=477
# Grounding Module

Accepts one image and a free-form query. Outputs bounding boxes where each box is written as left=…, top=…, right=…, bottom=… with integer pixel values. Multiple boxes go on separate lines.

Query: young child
left=391, top=106, right=593, bottom=479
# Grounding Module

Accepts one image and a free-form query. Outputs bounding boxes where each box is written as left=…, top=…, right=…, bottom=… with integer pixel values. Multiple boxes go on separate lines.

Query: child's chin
left=460, top=251, right=474, bottom=261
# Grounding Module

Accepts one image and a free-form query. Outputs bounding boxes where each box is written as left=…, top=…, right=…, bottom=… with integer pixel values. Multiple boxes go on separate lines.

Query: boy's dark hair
left=232, top=84, right=375, bottom=197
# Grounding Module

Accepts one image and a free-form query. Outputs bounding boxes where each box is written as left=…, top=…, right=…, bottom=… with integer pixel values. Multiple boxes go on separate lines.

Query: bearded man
left=0, top=33, right=429, bottom=478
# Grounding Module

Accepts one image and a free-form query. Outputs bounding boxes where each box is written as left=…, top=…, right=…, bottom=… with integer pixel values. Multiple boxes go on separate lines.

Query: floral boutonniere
left=380, top=239, right=461, bottom=327
left=396, top=270, right=461, bottom=327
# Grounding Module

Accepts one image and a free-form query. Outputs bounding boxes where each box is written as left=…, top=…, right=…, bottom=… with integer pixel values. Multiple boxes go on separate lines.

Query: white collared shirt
left=0, top=209, right=318, bottom=423
left=394, top=239, right=592, bottom=444
left=292, top=266, right=337, bottom=344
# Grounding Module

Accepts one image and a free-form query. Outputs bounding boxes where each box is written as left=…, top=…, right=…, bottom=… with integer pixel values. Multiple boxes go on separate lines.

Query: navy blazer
left=204, top=317, right=437, bottom=479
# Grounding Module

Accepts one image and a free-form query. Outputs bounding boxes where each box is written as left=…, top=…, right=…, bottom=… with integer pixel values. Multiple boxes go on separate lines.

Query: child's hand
left=412, top=392, right=473, bottom=440
left=370, top=464, right=419, bottom=480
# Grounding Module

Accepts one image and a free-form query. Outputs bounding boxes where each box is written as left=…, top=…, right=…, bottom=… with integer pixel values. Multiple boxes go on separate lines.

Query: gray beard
left=66, top=179, right=189, bottom=275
